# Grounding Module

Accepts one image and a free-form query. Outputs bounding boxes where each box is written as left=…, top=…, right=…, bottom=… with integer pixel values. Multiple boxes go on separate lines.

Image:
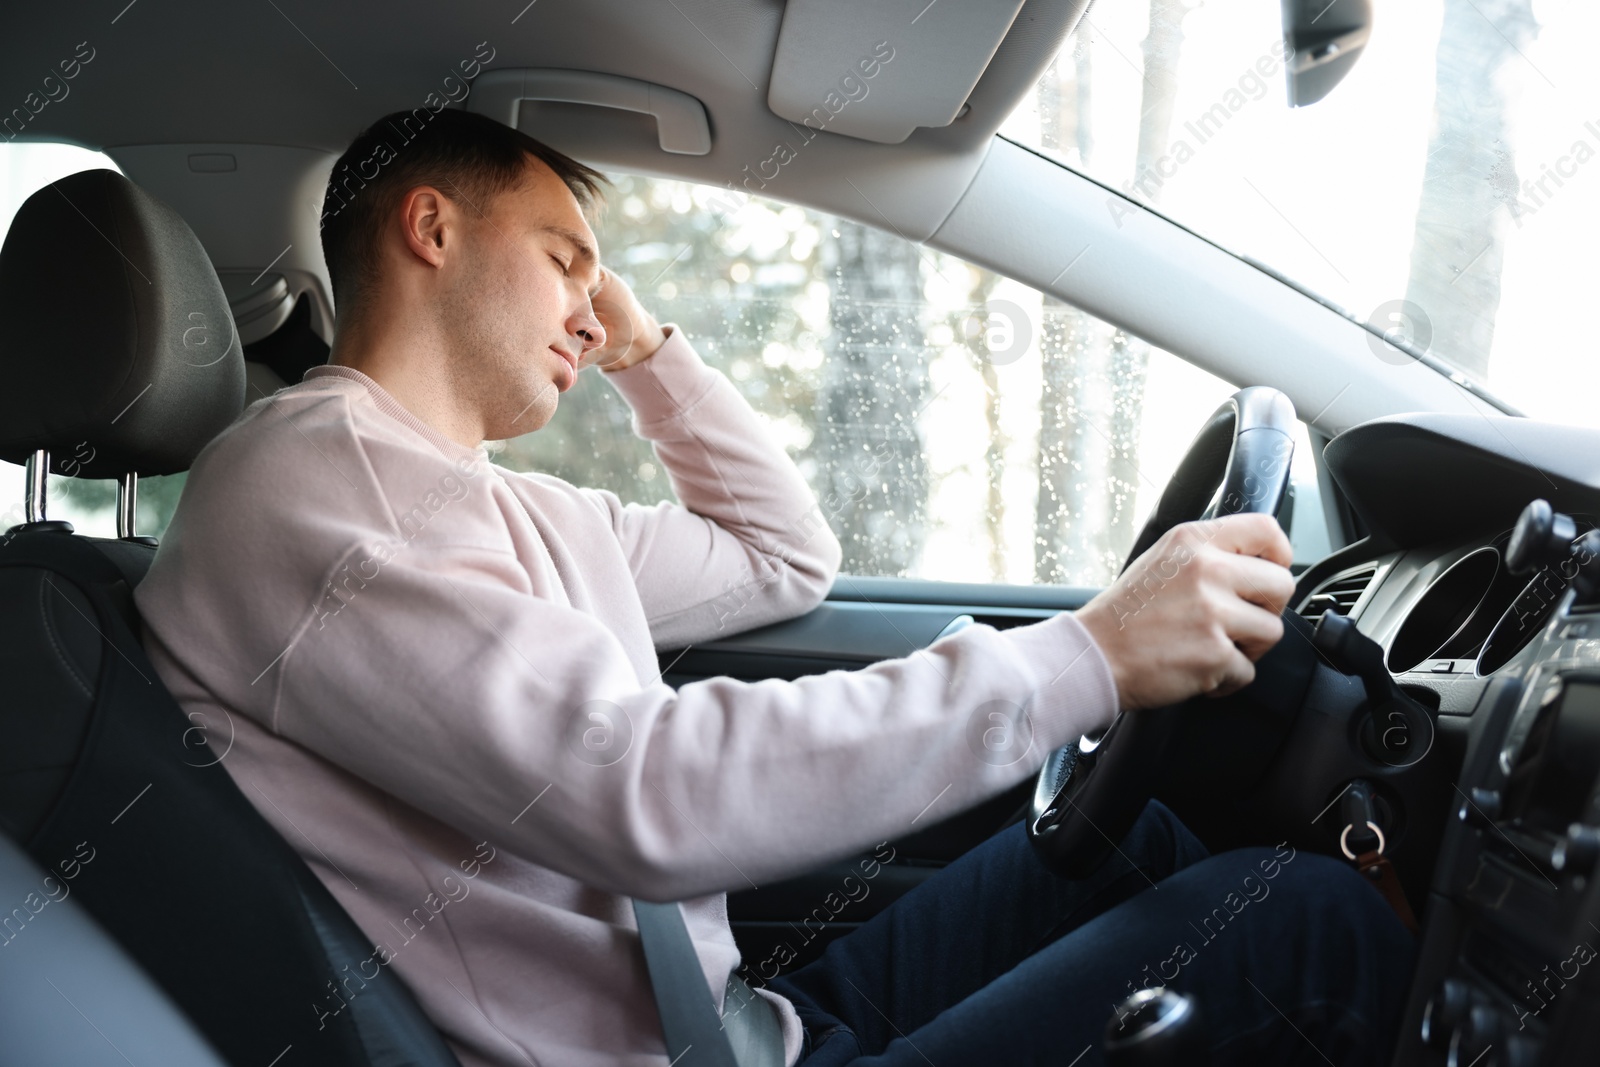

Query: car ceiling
left=2, top=0, right=1083, bottom=240
left=2, top=0, right=1499, bottom=433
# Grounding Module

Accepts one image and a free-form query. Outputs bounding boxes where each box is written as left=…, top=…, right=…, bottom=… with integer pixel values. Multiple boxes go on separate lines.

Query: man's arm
left=580, top=272, right=842, bottom=647
left=265, top=536, right=1114, bottom=903
left=255, top=513, right=1290, bottom=904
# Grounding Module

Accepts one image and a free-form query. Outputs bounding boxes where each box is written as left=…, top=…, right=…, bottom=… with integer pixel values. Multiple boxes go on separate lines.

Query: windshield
left=1001, top=0, right=1598, bottom=427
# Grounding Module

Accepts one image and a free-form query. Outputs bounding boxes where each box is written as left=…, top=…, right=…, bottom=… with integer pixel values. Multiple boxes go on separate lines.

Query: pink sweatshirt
left=133, top=329, right=1120, bottom=1067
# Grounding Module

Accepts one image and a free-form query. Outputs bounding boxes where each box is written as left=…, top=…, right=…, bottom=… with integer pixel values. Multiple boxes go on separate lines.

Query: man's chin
left=502, top=379, right=560, bottom=436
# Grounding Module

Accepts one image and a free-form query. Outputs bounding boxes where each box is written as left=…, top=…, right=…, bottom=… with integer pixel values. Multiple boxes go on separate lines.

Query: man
left=135, top=109, right=1412, bottom=1066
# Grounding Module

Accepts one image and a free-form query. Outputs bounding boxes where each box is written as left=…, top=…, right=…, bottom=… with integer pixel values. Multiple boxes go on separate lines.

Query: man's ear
left=399, top=185, right=451, bottom=268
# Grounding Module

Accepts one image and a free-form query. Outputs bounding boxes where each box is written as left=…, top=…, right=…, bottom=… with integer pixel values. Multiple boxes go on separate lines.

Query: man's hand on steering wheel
left=1075, top=513, right=1297, bottom=712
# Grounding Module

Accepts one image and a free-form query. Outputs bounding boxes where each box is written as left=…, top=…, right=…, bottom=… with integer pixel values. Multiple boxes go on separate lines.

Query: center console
left=1396, top=505, right=1600, bottom=1066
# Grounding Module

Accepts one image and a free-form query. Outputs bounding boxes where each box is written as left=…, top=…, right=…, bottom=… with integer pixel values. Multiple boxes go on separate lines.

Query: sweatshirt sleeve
left=266, top=535, right=1118, bottom=902
left=589, top=328, right=843, bottom=648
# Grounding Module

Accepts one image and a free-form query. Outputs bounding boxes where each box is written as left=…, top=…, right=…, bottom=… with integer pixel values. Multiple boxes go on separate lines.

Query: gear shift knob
left=1104, top=987, right=1203, bottom=1066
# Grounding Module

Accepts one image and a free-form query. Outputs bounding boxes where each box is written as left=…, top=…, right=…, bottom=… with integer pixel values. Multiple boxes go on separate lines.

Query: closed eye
left=550, top=254, right=571, bottom=275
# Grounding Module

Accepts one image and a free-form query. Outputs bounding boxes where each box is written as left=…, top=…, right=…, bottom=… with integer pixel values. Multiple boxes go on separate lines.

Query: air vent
left=1298, top=562, right=1378, bottom=621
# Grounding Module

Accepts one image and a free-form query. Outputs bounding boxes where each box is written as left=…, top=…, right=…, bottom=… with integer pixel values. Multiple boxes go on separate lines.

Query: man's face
left=437, top=157, right=605, bottom=439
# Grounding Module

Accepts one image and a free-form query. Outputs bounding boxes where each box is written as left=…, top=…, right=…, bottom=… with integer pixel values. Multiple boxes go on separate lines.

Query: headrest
left=0, top=169, right=244, bottom=478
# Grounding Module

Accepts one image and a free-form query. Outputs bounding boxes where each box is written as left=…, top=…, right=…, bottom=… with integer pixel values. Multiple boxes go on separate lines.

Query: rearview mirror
left=1281, top=0, right=1372, bottom=106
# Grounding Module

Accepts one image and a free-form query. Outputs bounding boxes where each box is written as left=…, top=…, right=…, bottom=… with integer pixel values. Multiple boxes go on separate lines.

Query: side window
left=0, top=144, right=187, bottom=540
left=489, top=174, right=1333, bottom=586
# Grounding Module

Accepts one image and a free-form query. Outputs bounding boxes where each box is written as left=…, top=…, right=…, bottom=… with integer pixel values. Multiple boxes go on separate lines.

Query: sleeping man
left=136, top=107, right=1413, bottom=1066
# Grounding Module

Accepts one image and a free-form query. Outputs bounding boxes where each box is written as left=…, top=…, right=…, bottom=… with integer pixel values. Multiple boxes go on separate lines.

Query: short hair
left=319, top=108, right=607, bottom=308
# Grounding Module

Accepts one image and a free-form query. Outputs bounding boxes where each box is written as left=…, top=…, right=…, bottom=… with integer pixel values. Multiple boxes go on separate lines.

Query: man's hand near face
left=587, top=268, right=668, bottom=373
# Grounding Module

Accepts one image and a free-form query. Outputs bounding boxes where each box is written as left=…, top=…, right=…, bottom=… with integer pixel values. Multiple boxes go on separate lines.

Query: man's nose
left=573, top=306, right=606, bottom=352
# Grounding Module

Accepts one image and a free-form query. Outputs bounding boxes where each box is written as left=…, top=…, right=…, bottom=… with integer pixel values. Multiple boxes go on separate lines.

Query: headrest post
left=24, top=449, right=49, bottom=523
left=117, top=473, right=139, bottom=539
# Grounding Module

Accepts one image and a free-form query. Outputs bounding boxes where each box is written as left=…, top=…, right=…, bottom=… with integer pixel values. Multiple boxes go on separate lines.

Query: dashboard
left=1301, top=413, right=1600, bottom=1067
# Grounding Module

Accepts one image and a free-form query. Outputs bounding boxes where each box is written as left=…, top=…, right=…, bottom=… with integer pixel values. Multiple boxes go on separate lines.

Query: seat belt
left=632, top=900, right=784, bottom=1067
left=721, top=972, right=785, bottom=1067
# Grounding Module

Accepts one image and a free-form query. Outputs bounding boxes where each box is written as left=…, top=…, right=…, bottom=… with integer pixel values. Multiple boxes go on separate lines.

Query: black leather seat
left=0, top=169, right=462, bottom=1067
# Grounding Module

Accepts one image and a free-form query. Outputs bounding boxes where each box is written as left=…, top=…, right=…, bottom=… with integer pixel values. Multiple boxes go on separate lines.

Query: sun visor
left=766, top=0, right=1026, bottom=145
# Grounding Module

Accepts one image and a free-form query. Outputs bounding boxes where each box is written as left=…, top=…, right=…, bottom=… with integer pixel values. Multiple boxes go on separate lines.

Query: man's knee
left=1268, top=850, right=1389, bottom=913
left=1207, top=847, right=1413, bottom=962
left=1162, top=847, right=1385, bottom=923
left=1276, top=851, right=1413, bottom=945
left=1133, top=798, right=1189, bottom=839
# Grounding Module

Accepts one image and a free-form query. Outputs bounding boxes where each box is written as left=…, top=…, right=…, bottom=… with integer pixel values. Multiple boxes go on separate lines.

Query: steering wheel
left=1027, top=387, right=1298, bottom=877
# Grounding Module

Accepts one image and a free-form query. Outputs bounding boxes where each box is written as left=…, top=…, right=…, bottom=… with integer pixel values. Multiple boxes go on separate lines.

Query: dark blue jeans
left=767, top=801, right=1415, bottom=1066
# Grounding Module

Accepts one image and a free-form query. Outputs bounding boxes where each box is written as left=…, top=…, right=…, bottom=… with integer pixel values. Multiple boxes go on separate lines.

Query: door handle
left=468, top=68, right=712, bottom=155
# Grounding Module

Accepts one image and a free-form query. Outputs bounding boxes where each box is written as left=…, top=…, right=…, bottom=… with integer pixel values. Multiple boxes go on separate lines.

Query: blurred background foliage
left=492, top=174, right=995, bottom=579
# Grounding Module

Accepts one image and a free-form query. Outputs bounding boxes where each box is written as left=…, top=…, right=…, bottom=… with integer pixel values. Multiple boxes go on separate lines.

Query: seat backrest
left=0, top=170, right=462, bottom=1067
left=1, top=530, right=464, bottom=1067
